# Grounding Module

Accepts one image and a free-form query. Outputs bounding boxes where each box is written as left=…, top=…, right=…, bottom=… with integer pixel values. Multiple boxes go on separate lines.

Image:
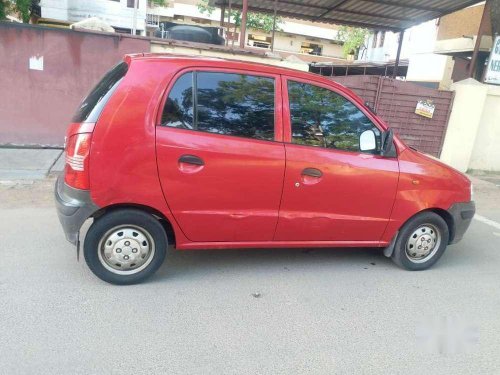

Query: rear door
left=274, top=77, right=399, bottom=242
left=156, top=68, right=285, bottom=242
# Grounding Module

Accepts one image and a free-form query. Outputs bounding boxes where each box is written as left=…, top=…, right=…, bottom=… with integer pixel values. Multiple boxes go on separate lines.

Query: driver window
left=288, top=80, right=381, bottom=153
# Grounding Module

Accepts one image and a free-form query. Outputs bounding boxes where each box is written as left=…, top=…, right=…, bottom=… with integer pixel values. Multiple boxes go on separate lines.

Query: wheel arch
left=400, top=208, right=455, bottom=245
left=427, top=207, right=455, bottom=244
left=384, top=207, right=455, bottom=257
left=92, top=203, right=177, bottom=246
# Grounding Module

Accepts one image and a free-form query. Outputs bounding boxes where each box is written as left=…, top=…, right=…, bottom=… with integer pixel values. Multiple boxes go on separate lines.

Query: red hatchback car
left=55, top=54, right=475, bottom=284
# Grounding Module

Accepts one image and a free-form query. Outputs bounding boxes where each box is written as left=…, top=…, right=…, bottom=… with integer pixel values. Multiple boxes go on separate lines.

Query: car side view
left=55, top=54, right=475, bottom=284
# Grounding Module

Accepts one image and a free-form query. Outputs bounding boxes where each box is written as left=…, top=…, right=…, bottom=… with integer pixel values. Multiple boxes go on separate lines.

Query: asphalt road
left=1, top=176, right=500, bottom=374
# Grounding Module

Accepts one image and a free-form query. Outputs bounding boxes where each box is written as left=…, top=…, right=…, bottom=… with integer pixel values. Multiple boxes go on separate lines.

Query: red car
left=55, top=54, right=475, bottom=284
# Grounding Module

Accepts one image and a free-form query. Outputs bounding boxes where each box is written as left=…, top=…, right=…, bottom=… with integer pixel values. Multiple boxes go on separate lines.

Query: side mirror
left=381, top=128, right=394, bottom=157
left=359, top=129, right=377, bottom=152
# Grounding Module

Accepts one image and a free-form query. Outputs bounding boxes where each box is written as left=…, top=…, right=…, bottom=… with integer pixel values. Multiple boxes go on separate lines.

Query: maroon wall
left=332, top=75, right=454, bottom=157
left=0, top=23, right=150, bottom=146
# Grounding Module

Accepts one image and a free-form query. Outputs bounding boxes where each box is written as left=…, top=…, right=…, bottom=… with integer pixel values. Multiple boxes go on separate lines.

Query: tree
left=337, top=26, right=371, bottom=58
left=148, top=0, right=167, bottom=6
left=197, top=0, right=282, bottom=33
left=0, top=0, right=32, bottom=22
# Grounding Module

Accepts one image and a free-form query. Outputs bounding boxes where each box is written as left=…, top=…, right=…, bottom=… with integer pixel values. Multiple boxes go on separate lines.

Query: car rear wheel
left=391, top=211, right=449, bottom=271
left=84, top=209, right=167, bottom=284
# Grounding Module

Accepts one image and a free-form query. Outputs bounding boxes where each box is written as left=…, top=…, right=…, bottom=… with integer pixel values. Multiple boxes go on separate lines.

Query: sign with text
left=485, top=36, right=500, bottom=85
left=415, top=100, right=435, bottom=119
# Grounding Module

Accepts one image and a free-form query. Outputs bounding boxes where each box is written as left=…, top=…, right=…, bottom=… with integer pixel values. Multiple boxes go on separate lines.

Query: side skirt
left=176, top=240, right=388, bottom=250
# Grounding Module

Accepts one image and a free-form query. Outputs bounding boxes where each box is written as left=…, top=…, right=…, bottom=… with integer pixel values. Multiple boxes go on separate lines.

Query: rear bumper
left=448, top=201, right=475, bottom=244
left=54, top=174, right=99, bottom=245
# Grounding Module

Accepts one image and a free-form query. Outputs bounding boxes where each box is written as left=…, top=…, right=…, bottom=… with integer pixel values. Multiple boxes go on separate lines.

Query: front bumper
left=448, top=201, right=475, bottom=244
left=54, top=174, right=99, bottom=245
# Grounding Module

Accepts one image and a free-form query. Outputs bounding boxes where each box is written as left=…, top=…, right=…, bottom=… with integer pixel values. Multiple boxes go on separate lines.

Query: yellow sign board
left=415, top=100, right=435, bottom=119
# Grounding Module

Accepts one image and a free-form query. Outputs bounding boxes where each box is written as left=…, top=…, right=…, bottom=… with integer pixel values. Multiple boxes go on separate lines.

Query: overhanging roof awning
left=210, top=0, right=483, bottom=31
left=309, top=59, right=409, bottom=77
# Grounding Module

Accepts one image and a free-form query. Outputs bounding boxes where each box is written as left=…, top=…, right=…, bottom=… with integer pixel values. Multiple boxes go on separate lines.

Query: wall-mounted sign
left=29, top=55, right=43, bottom=71
left=415, top=99, right=435, bottom=119
left=485, top=36, right=500, bottom=85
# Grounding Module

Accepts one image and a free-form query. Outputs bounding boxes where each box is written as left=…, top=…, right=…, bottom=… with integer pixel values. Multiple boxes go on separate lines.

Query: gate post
left=440, top=79, right=488, bottom=172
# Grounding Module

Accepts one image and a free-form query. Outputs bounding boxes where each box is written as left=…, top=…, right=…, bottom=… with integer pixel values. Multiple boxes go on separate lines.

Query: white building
left=362, top=20, right=451, bottom=88
left=147, top=0, right=345, bottom=61
left=40, top=0, right=147, bottom=35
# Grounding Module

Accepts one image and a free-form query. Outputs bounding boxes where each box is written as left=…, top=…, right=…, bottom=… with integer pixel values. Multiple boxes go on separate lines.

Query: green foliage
left=197, top=0, right=215, bottom=15
left=149, top=0, right=167, bottom=6
left=337, top=26, right=371, bottom=58
left=0, top=0, right=14, bottom=20
left=197, top=0, right=282, bottom=33
left=0, top=0, right=32, bottom=22
left=0, top=1, right=7, bottom=19
left=236, top=11, right=282, bottom=33
left=15, top=0, right=29, bottom=22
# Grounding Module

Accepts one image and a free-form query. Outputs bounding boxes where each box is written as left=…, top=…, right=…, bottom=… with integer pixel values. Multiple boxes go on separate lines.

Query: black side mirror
left=381, top=128, right=394, bottom=157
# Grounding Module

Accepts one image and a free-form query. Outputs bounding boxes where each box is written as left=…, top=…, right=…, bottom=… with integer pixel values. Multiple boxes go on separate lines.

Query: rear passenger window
left=161, top=71, right=275, bottom=141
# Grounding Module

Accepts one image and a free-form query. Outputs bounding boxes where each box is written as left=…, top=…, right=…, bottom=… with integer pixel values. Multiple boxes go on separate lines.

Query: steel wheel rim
left=97, top=225, right=155, bottom=275
left=405, top=224, right=441, bottom=263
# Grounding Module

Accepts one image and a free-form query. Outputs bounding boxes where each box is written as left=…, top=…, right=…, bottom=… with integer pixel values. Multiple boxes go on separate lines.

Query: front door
left=156, top=69, right=285, bottom=242
left=274, top=77, right=399, bottom=242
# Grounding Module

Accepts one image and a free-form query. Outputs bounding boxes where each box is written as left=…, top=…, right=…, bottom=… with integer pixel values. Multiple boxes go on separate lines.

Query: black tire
left=83, top=208, right=167, bottom=285
left=391, top=211, right=449, bottom=271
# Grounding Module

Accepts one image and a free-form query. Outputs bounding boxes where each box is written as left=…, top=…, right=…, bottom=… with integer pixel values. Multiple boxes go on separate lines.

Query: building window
left=300, top=42, right=323, bottom=56
left=248, top=34, right=271, bottom=49
left=127, top=0, right=138, bottom=8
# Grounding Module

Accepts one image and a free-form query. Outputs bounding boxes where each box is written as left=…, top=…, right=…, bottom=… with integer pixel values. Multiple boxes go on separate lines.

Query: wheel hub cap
left=405, top=224, right=441, bottom=263
left=98, top=225, right=155, bottom=275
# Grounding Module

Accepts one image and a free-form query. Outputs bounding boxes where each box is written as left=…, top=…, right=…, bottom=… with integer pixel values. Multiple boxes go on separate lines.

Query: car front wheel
left=391, top=211, right=450, bottom=271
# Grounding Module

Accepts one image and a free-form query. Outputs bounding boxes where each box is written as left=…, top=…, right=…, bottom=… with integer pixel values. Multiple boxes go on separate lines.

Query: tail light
left=64, top=132, right=92, bottom=190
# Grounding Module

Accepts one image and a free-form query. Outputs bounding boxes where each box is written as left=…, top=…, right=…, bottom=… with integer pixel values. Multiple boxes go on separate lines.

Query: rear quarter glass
left=72, top=61, right=128, bottom=123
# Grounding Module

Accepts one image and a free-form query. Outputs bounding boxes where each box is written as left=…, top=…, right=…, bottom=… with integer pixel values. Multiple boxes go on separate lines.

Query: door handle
left=301, top=168, right=322, bottom=178
left=179, top=155, right=204, bottom=166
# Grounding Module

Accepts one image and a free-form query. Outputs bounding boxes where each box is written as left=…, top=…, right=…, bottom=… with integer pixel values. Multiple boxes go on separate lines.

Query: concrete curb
left=0, top=148, right=63, bottom=180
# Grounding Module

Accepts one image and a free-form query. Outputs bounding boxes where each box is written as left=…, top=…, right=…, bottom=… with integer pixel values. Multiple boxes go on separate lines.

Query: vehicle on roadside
left=55, top=54, right=475, bottom=284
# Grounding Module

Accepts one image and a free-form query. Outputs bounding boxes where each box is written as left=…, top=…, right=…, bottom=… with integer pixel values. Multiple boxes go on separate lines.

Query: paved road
left=1, top=177, right=500, bottom=374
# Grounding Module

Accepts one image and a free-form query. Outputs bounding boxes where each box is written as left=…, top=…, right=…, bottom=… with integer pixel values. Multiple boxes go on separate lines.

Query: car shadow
left=152, top=246, right=393, bottom=283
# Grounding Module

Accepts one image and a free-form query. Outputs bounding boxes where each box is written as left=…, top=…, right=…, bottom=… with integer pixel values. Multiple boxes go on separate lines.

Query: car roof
left=122, top=53, right=379, bottom=126
left=125, top=52, right=336, bottom=82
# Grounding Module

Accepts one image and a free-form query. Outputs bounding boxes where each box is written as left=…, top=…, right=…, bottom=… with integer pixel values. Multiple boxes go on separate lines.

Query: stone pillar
left=440, top=78, right=488, bottom=172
